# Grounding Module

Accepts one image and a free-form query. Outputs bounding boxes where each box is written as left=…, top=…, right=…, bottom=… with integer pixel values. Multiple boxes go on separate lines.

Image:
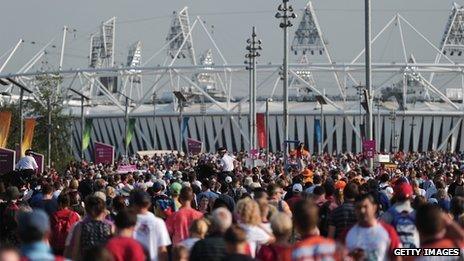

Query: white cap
left=225, top=176, right=232, bottom=183
left=292, top=183, right=303, bottom=192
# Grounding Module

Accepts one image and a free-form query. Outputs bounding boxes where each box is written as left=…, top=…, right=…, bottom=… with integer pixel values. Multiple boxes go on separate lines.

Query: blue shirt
left=21, top=242, right=57, bottom=261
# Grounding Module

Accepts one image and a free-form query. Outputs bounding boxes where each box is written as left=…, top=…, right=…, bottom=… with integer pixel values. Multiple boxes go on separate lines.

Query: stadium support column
left=276, top=0, right=295, bottom=175
left=365, top=0, right=374, bottom=170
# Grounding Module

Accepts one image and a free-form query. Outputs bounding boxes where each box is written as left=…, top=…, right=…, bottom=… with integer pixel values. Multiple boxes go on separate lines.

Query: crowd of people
left=1, top=146, right=464, bottom=261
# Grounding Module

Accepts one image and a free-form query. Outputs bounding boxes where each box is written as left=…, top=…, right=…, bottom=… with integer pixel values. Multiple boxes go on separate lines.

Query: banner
left=363, top=140, right=376, bottom=159
left=116, top=164, right=138, bottom=173
left=0, top=148, right=15, bottom=174
left=94, top=142, right=114, bottom=165
left=22, top=118, right=36, bottom=157
left=315, top=119, right=321, bottom=143
left=0, top=111, right=12, bottom=148
left=256, top=113, right=266, bottom=148
left=32, top=153, right=44, bottom=174
left=82, top=119, right=93, bottom=150
left=125, top=118, right=136, bottom=148
left=187, top=138, right=202, bottom=154
left=182, top=116, right=190, bottom=137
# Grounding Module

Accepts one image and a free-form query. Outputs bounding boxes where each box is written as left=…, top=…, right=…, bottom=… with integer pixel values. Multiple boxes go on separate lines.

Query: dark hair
left=179, top=186, right=194, bottom=202
left=112, top=196, right=127, bottom=213
left=114, top=208, right=137, bottom=229
left=19, top=226, right=44, bottom=244
left=450, top=196, right=464, bottom=218
left=83, top=246, right=114, bottom=261
left=84, top=195, right=106, bottom=218
left=313, top=186, right=325, bottom=196
left=57, top=193, right=70, bottom=208
left=293, top=199, right=318, bottom=234
left=355, top=193, right=377, bottom=204
left=416, top=204, right=444, bottom=237
left=129, top=189, right=151, bottom=208
left=344, top=183, right=360, bottom=200
left=42, top=183, right=53, bottom=195
left=224, top=225, right=247, bottom=245
left=313, top=175, right=322, bottom=185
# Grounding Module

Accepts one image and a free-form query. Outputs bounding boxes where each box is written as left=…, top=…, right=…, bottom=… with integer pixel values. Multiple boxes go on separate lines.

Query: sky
left=0, top=0, right=461, bottom=96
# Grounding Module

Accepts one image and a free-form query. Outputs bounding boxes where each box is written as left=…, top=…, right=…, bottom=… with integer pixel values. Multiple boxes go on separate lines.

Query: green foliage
left=0, top=74, right=73, bottom=171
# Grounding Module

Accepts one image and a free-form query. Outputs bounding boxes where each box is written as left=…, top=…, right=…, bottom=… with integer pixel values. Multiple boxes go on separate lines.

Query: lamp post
left=173, top=91, right=188, bottom=154
left=0, top=78, right=32, bottom=156
left=389, top=109, right=397, bottom=152
left=69, top=88, right=90, bottom=160
left=315, top=95, right=327, bottom=154
left=244, top=27, right=262, bottom=154
left=365, top=0, right=373, bottom=170
left=117, top=91, right=133, bottom=159
left=276, top=0, right=296, bottom=175
left=152, top=92, right=157, bottom=150
left=266, top=98, right=272, bottom=164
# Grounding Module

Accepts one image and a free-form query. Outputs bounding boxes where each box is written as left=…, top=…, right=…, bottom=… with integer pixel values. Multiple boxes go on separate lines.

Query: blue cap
left=18, top=209, right=50, bottom=239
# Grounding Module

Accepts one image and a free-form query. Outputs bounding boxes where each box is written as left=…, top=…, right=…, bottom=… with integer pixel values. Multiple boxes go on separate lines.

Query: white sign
left=377, top=154, right=390, bottom=163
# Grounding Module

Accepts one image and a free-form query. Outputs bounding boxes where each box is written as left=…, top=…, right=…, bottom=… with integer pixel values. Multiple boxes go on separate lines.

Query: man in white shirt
left=218, top=147, right=234, bottom=171
left=130, top=189, right=171, bottom=261
left=15, top=149, right=38, bottom=181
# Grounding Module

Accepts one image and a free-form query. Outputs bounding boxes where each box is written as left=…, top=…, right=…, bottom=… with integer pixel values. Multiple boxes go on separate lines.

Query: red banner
left=94, top=142, right=114, bottom=165
left=0, top=148, right=15, bottom=174
left=363, top=140, right=376, bottom=159
left=257, top=113, right=266, bottom=148
left=187, top=138, right=202, bottom=154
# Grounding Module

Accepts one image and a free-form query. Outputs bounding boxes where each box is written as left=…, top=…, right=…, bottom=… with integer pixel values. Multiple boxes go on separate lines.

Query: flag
left=182, top=116, right=190, bottom=137
left=125, top=118, right=136, bottom=148
left=256, top=113, right=266, bottom=148
left=0, top=111, right=12, bottom=148
left=82, top=118, right=93, bottom=150
left=315, top=119, right=321, bottom=144
left=22, top=118, right=36, bottom=156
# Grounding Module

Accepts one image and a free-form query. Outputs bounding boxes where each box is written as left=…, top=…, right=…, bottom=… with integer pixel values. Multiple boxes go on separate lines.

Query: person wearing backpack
left=380, top=179, right=420, bottom=248
left=0, top=186, right=22, bottom=246
left=50, top=193, right=80, bottom=255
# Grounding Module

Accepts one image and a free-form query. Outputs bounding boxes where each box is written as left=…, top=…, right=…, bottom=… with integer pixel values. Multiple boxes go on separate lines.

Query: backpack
left=80, top=220, right=112, bottom=255
left=388, top=207, right=419, bottom=248
left=50, top=211, right=76, bottom=253
left=153, top=195, right=175, bottom=219
left=317, top=201, right=332, bottom=237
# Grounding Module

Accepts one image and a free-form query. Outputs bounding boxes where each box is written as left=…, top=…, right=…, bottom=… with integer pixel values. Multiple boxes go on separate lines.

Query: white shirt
left=220, top=154, right=234, bottom=172
left=15, top=155, right=38, bottom=170
left=134, top=211, right=171, bottom=261
left=346, top=222, right=396, bottom=261
left=239, top=224, right=271, bottom=258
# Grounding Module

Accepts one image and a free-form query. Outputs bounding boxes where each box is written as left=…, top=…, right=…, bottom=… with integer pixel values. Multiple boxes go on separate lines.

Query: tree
left=0, top=74, right=73, bottom=171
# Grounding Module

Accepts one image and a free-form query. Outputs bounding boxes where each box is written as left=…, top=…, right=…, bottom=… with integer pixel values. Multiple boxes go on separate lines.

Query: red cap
left=394, top=181, right=413, bottom=199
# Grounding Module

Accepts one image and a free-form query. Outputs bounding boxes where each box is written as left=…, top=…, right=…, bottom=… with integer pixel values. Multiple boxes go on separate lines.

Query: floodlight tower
left=101, top=17, right=116, bottom=68
left=126, top=41, right=142, bottom=98
left=166, top=7, right=196, bottom=65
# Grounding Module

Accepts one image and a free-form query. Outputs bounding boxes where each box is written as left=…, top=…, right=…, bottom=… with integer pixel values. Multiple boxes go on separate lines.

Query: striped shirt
left=292, top=236, right=342, bottom=261
left=328, top=201, right=357, bottom=241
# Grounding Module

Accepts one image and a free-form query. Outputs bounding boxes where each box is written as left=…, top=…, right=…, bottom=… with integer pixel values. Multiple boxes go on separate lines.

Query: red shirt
left=106, top=236, right=146, bottom=261
left=166, top=207, right=203, bottom=244
left=257, top=244, right=292, bottom=261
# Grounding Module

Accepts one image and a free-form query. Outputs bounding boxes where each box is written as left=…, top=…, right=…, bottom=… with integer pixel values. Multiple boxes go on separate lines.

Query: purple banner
left=116, top=164, right=138, bottom=173
left=32, top=153, right=44, bottom=174
left=94, top=142, right=114, bottom=165
left=0, top=148, right=16, bottom=174
left=363, top=140, right=376, bottom=159
left=187, top=138, right=202, bottom=154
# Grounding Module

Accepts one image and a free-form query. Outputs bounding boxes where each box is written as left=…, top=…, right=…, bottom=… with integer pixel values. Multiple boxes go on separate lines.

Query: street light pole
left=173, top=91, right=188, bottom=154
left=117, top=91, right=133, bottom=160
left=69, top=88, right=90, bottom=161
left=152, top=92, right=157, bottom=150
left=266, top=98, right=272, bottom=165
left=47, top=96, right=52, bottom=167
left=276, top=0, right=295, bottom=175
left=365, top=0, right=373, bottom=170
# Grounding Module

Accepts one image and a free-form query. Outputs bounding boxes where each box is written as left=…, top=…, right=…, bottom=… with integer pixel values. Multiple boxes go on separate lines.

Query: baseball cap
left=225, top=176, right=232, bottom=183
left=152, top=181, right=164, bottom=192
left=335, top=180, right=347, bottom=190
left=170, top=182, right=182, bottom=195
left=18, top=209, right=50, bottom=240
left=394, top=181, right=413, bottom=199
left=292, top=183, right=303, bottom=193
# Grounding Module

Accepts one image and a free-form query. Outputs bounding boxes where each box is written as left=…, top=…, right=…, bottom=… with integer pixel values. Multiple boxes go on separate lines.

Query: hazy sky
left=0, top=0, right=461, bottom=96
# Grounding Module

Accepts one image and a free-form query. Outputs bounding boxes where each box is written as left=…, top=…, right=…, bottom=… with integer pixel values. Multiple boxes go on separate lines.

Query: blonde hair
left=189, top=218, right=209, bottom=239
left=236, top=198, right=261, bottom=225
left=270, top=212, right=292, bottom=238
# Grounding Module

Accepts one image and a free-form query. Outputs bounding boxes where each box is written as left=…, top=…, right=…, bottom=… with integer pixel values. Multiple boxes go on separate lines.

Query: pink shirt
left=166, top=207, right=203, bottom=244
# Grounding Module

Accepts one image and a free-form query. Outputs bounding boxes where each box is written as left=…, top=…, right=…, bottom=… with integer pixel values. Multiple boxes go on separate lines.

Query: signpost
left=0, top=148, right=15, bottom=174
left=32, top=153, right=44, bottom=174
left=186, top=138, right=202, bottom=155
left=94, top=142, right=114, bottom=165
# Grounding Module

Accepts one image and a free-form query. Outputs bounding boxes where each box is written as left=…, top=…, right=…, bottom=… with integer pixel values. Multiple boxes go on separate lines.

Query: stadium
left=1, top=2, right=464, bottom=159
